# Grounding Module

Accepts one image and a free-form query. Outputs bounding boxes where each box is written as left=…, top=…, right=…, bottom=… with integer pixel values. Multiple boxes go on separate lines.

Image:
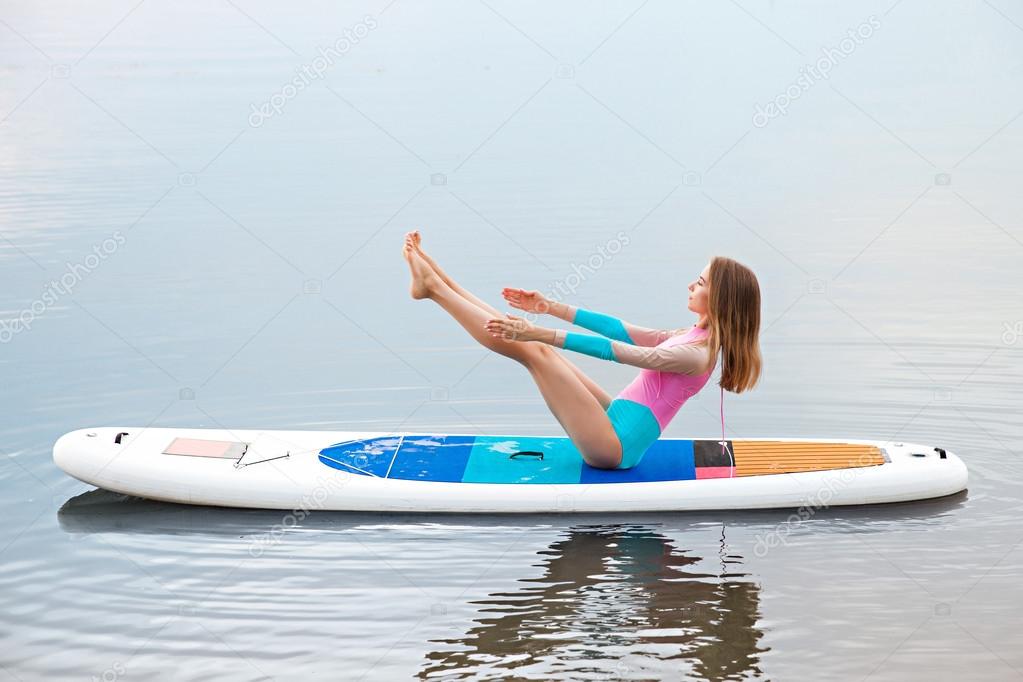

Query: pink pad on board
left=162, top=438, right=247, bottom=459
left=695, top=466, right=736, bottom=479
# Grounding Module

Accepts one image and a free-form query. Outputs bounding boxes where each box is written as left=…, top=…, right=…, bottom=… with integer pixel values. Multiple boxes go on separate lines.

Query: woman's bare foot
left=403, top=233, right=437, bottom=300
left=409, top=229, right=506, bottom=318
left=409, top=230, right=451, bottom=285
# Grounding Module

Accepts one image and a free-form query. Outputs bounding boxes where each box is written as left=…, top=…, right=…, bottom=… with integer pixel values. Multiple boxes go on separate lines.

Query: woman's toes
left=406, top=248, right=434, bottom=300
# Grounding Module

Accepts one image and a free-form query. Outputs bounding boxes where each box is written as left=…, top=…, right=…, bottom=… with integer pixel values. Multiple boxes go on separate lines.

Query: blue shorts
left=605, top=398, right=661, bottom=469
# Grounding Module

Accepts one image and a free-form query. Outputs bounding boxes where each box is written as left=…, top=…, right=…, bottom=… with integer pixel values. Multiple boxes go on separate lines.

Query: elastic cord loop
left=720, top=383, right=734, bottom=477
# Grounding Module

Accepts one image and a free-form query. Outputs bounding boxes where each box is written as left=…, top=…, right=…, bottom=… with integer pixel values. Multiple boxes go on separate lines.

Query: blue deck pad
left=578, top=438, right=695, bottom=484
left=388, top=435, right=475, bottom=482
left=318, top=436, right=401, bottom=476
left=462, top=437, right=584, bottom=484
left=319, top=435, right=701, bottom=484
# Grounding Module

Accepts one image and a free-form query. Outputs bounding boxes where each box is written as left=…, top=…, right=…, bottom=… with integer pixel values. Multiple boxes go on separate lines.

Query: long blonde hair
left=703, top=256, right=762, bottom=393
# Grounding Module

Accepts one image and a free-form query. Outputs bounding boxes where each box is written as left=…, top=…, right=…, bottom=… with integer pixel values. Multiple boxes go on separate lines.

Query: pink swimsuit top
left=616, top=326, right=716, bottom=431
left=553, top=308, right=726, bottom=448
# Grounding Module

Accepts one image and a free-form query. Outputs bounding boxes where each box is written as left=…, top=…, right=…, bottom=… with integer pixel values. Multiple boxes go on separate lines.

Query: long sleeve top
left=551, top=306, right=714, bottom=377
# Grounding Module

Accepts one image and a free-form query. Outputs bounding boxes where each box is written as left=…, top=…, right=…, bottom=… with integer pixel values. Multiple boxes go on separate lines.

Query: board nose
left=52, top=428, right=103, bottom=479
left=53, top=428, right=83, bottom=472
left=944, top=448, right=969, bottom=487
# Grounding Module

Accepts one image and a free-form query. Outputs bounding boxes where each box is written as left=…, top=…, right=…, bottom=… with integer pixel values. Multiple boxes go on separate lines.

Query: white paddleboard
left=52, top=427, right=968, bottom=512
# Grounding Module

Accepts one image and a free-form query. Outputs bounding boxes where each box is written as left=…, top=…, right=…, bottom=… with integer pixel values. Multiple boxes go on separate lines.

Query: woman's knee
left=519, top=342, right=556, bottom=368
left=524, top=343, right=554, bottom=358
left=578, top=434, right=623, bottom=470
left=584, top=447, right=623, bottom=470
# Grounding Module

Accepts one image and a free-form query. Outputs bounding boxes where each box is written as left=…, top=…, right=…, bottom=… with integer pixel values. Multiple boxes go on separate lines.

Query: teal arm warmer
left=563, top=332, right=617, bottom=362
left=572, top=308, right=635, bottom=343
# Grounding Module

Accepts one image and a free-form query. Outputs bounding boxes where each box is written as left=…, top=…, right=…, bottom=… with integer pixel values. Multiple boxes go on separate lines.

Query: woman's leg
left=557, top=357, right=613, bottom=409
left=520, top=351, right=622, bottom=467
left=411, top=230, right=502, bottom=317
left=411, top=231, right=614, bottom=409
left=404, top=235, right=622, bottom=468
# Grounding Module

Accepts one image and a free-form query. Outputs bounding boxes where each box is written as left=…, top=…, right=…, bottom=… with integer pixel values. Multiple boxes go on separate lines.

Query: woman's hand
left=485, top=313, right=543, bottom=343
left=502, top=288, right=552, bottom=315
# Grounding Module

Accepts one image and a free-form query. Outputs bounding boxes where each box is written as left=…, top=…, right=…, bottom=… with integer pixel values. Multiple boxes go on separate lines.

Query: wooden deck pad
left=732, top=441, right=885, bottom=477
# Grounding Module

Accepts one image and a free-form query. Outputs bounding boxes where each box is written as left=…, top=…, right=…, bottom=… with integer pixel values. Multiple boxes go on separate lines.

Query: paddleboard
left=52, top=427, right=968, bottom=512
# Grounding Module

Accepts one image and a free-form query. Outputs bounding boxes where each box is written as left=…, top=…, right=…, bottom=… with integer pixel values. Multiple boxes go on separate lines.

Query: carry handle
left=510, top=450, right=544, bottom=461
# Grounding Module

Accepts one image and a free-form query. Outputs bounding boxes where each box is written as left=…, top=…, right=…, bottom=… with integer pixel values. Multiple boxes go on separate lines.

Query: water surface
left=2, top=1, right=1022, bottom=679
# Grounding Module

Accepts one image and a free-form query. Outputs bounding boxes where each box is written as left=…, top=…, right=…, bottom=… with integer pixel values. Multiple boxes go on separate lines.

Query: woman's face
left=687, top=263, right=712, bottom=316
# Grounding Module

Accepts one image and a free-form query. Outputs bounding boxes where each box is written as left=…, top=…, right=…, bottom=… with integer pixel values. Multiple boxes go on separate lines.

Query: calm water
left=2, top=1, right=1022, bottom=679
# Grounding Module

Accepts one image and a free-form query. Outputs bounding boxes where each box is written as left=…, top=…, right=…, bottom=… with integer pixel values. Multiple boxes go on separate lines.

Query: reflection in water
left=56, top=489, right=970, bottom=680
left=57, top=488, right=970, bottom=537
left=421, top=525, right=767, bottom=681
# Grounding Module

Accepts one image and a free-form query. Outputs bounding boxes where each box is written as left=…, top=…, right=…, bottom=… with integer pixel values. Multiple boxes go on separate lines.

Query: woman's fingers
left=502, top=291, right=525, bottom=309
left=501, top=288, right=549, bottom=314
left=484, top=317, right=526, bottom=341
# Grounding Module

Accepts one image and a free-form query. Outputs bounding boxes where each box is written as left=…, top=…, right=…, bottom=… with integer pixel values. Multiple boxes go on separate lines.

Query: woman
left=403, top=230, right=762, bottom=470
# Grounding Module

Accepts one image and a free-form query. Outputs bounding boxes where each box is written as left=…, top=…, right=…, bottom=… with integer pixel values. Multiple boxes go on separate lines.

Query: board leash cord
left=720, top=385, right=734, bottom=477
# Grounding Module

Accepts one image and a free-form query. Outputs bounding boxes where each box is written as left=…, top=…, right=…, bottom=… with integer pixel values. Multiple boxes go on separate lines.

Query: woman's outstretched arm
left=562, top=304, right=681, bottom=346
left=502, top=288, right=682, bottom=346
left=484, top=316, right=710, bottom=376
left=551, top=329, right=711, bottom=375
